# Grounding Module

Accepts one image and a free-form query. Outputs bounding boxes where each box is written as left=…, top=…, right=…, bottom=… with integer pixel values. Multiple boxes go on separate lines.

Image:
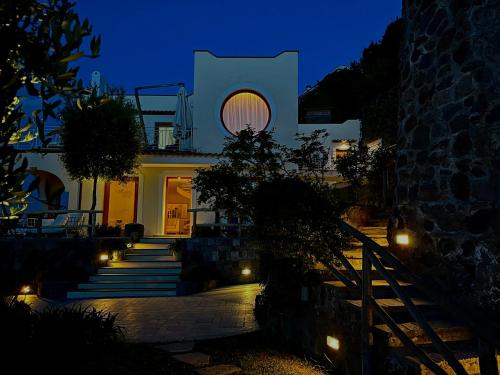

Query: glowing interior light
left=241, top=268, right=251, bottom=276
left=21, top=285, right=31, bottom=294
left=99, top=253, right=109, bottom=262
left=327, top=336, right=340, bottom=351
left=396, top=233, right=410, bottom=246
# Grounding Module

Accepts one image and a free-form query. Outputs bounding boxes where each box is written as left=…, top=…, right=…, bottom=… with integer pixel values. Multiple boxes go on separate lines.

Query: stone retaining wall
left=392, top=0, right=500, bottom=311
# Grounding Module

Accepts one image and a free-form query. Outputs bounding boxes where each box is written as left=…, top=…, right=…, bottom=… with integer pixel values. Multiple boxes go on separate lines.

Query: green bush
left=32, top=305, right=123, bottom=346
left=1, top=297, right=123, bottom=352
left=95, top=224, right=122, bottom=237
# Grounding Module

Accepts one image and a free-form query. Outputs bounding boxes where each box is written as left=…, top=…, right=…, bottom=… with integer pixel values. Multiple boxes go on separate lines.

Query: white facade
left=22, top=51, right=360, bottom=236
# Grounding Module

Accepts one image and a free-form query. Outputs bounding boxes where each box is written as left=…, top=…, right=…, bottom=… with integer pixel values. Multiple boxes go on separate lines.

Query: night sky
left=74, top=0, right=401, bottom=95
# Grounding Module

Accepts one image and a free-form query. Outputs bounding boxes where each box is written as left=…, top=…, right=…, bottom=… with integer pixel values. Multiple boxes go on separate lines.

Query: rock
left=449, top=114, right=469, bottom=133
left=411, top=125, right=430, bottom=149
left=465, top=208, right=496, bottom=234
left=450, top=172, right=470, bottom=201
left=452, top=131, right=472, bottom=157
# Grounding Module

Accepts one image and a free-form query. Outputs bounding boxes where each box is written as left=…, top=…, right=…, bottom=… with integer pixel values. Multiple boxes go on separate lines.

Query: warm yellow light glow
left=396, top=233, right=410, bottom=246
left=21, top=285, right=31, bottom=294
left=99, top=253, right=109, bottom=262
left=337, top=141, right=351, bottom=151
left=327, top=336, right=340, bottom=350
left=126, top=242, right=133, bottom=249
left=241, top=268, right=251, bottom=276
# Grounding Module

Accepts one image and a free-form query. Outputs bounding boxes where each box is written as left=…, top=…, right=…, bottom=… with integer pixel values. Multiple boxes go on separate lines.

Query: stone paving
left=24, top=283, right=261, bottom=343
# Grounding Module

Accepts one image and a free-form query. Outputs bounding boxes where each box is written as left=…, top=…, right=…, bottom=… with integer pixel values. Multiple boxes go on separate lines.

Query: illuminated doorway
left=103, top=178, right=138, bottom=228
left=164, top=177, right=192, bottom=236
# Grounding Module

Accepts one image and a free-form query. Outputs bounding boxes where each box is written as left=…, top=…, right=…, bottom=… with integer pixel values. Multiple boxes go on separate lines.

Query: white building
left=22, top=50, right=360, bottom=237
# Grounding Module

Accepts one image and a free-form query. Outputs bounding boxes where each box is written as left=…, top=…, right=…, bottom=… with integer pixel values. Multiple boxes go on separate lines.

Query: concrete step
left=124, top=254, right=176, bottom=261
left=133, top=242, right=171, bottom=250
left=109, top=261, right=182, bottom=268
left=138, top=237, right=174, bottom=245
left=77, top=281, right=177, bottom=290
left=98, top=267, right=181, bottom=275
left=345, top=298, right=434, bottom=313
left=324, top=279, right=415, bottom=299
left=127, top=249, right=173, bottom=256
left=374, top=320, right=472, bottom=348
left=401, top=350, right=500, bottom=375
left=67, top=289, right=176, bottom=299
left=90, top=274, right=179, bottom=282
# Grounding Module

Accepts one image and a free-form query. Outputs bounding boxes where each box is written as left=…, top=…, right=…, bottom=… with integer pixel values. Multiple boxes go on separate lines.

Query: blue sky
left=74, top=0, right=401, bottom=94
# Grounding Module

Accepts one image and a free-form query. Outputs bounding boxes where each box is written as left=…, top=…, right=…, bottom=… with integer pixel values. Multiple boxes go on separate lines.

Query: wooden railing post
left=362, top=245, right=374, bottom=375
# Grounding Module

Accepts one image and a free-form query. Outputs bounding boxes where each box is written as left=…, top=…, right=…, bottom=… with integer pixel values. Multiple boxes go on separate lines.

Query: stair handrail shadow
left=327, top=219, right=499, bottom=374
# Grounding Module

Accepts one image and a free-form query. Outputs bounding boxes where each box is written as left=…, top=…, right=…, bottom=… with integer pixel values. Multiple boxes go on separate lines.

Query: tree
left=194, top=128, right=288, bottom=220
left=60, top=92, right=142, bottom=214
left=334, top=144, right=396, bottom=206
left=0, top=0, right=100, bottom=219
left=194, top=128, right=348, bottom=308
left=299, top=19, right=403, bottom=145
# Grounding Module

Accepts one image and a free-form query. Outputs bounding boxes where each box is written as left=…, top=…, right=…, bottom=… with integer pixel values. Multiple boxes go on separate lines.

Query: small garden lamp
left=99, top=252, right=109, bottom=265
left=21, top=285, right=32, bottom=295
left=241, top=268, right=251, bottom=276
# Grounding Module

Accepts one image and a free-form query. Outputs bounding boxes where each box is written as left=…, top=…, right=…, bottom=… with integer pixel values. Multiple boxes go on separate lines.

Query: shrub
left=95, top=224, right=122, bottom=237
left=1, top=297, right=123, bottom=355
left=32, top=305, right=123, bottom=346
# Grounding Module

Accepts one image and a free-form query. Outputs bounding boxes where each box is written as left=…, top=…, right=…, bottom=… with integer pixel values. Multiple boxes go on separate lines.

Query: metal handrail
left=331, top=219, right=473, bottom=374
left=337, top=220, right=500, bottom=345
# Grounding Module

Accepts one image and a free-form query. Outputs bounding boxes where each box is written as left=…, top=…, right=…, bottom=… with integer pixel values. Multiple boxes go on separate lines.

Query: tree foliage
left=299, top=19, right=403, bottom=145
left=334, top=144, right=396, bottom=204
left=194, top=128, right=349, bottom=305
left=60, top=92, right=142, bottom=210
left=0, top=0, right=100, bottom=218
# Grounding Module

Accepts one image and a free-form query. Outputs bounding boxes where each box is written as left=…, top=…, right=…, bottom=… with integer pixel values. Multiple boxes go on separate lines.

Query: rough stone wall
left=393, top=0, right=500, bottom=311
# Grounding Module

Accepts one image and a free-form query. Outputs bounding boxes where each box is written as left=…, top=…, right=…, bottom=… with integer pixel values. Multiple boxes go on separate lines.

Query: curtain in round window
left=221, top=91, right=270, bottom=135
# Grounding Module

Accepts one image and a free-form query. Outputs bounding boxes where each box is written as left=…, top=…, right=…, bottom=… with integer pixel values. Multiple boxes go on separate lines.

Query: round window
left=220, top=90, right=271, bottom=135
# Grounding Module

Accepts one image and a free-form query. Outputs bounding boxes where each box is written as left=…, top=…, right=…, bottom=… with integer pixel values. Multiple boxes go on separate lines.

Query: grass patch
left=194, top=332, right=330, bottom=375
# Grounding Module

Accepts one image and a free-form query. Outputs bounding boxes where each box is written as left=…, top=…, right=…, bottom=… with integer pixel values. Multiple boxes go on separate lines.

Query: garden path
left=24, top=283, right=261, bottom=343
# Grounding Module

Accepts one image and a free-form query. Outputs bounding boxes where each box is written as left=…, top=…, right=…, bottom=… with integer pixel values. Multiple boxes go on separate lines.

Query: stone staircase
left=67, top=238, right=181, bottom=299
left=325, top=224, right=500, bottom=374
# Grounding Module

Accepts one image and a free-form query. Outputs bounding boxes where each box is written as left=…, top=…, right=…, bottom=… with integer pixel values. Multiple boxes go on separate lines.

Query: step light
left=395, top=232, right=410, bottom=246
left=241, top=268, right=251, bottom=276
left=99, top=253, right=109, bottom=262
left=327, top=335, right=340, bottom=351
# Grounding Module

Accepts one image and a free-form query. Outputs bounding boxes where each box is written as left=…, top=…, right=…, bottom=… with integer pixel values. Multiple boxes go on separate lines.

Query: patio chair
left=64, top=212, right=85, bottom=237
left=16, top=213, right=84, bottom=237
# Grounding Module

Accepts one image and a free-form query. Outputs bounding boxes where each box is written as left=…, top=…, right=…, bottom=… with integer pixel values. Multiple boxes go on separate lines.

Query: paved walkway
left=25, top=283, right=261, bottom=343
